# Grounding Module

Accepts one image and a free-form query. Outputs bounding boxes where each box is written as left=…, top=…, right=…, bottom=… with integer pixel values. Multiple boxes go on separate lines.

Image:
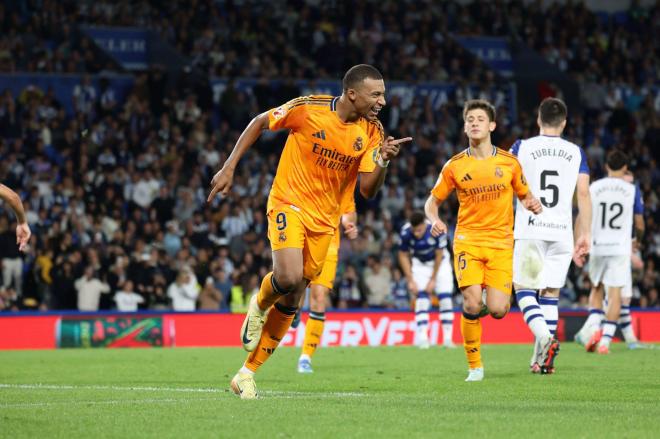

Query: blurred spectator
left=114, top=280, right=144, bottom=311
left=336, top=265, right=364, bottom=309
left=198, top=276, right=223, bottom=310
left=363, top=255, right=393, bottom=308
left=389, top=268, right=410, bottom=310
left=0, top=217, right=24, bottom=297
left=167, top=268, right=198, bottom=311
left=75, top=266, right=110, bottom=311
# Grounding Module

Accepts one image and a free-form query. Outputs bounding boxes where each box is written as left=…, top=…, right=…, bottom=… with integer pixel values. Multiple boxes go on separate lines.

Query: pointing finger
left=207, top=187, right=219, bottom=203
left=390, top=137, right=413, bottom=145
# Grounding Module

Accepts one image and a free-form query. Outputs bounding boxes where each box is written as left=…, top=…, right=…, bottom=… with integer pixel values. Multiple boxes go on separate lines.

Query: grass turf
left=1, top=343, right=659, bottom=438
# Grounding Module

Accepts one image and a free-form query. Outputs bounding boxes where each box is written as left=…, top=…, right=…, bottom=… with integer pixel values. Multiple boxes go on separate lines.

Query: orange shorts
left=453, top=242, right=513, bottom=294
left=310, top=229, right=340, bottom=289
left=267, top=205, right=333, bottom=281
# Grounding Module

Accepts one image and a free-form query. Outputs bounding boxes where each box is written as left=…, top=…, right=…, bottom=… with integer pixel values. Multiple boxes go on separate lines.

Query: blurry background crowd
left=0, top=0, right=657, bottom=312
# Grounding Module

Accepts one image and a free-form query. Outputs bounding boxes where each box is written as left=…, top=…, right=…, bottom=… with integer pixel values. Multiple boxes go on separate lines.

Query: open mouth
left=368, top=107, right=381, bottom=117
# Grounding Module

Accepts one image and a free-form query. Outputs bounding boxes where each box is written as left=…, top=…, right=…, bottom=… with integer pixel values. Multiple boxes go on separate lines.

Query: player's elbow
left=359, top=180, right=377, bottom=199
left=253, top=112, right=270, bottom=131
left=360, top=187, right=376, bottom=199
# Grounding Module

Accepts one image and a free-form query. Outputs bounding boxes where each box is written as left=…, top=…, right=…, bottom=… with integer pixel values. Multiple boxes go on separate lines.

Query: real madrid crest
left=353, top=136, right=363, bottom=151
left=278, top=231, right=287, bottom=242
left=495, top=166, right=503, bottom=178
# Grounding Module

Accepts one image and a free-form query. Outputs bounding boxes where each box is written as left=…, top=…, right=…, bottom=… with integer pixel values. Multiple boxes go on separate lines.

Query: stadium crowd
left=0, top=0, right=658, bottom=312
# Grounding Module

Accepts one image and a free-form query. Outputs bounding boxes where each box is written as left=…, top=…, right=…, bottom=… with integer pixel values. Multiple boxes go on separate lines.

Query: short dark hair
left=410, top=211, right=426, bottom=227
left=463, top=99, right=496, bottom=122
left=538, top=98, right=567, bottom=127
left=342, top=64, right=383, bottom=91
left=606, top=149, right=629, bottom=171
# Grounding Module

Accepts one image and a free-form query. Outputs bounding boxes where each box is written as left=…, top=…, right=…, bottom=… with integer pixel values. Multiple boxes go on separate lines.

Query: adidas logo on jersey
left=460, top=173, right=473, bottom=182
left=312, top=130, right=326, bottom=140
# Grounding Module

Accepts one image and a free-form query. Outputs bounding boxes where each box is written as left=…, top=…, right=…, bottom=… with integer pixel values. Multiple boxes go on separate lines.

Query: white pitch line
left=0, top=383, right=367, bottom=399
left=0, top=396, right=217, bottom=409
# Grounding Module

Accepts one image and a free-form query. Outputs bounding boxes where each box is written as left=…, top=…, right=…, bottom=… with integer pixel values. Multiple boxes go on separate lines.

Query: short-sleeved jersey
left=399, top=221, right=448, bottom=263
left=267, top=95, right=384, bottom=233
left=590, top=177, right=644, bottom=257
left=431, top=147, right=529, bottom=249
left=512, top=135, right=589, bottom=242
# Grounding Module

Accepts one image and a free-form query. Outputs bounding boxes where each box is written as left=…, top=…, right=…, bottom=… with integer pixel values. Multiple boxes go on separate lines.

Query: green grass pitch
left=1, top=343, right=659, bottom=438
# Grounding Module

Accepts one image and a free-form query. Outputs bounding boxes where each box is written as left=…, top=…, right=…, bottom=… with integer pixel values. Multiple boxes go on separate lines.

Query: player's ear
left=489, top=120, right=496, bottom=132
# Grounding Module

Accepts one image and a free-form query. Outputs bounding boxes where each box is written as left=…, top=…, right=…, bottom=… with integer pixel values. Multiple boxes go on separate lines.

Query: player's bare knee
left=489, top=304, right=509, bottom=319
left=463, top=302, right=481, bottom=315
left=271, top=271, right=302, bottom=294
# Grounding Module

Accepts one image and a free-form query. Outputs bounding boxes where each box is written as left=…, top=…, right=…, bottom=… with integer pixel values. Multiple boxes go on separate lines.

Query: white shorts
left=589, top=254, right=630, bottom=288
left=606, top=260, right=633, bottom=299
left=412, top=249, right=454, bottom=294
left=513, top=239, right=573, bottom=289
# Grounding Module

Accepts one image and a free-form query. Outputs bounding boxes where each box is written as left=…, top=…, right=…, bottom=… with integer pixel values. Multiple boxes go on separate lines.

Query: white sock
left=618, top=305, right=638, bottom=343
left=581, top=308, right=605, bottom=337
left=516, top=290, right=551, bottom=340
left=539, top=296, right=559, bottom=337
left=530, top=338, right=540, bottom=366
left=415, top=292, right=431, bottom=340
left=437, top=292, right=454, bottom=344
left=239, top=366, right=255, bottom=375
left=299, top=354, right=311, bottom=362
left=600, top=320, right=617, bottom=347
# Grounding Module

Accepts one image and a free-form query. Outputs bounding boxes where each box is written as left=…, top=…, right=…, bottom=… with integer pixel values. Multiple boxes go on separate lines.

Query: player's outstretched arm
left=359, top=136, right=412, bottom=199
left=0, top=184, right=31, bottom=252
left=207, top=112, right=270, bottom=201
left=573, top=173, right=592, bottom=267
left=424, top=195, right=447, bottom=237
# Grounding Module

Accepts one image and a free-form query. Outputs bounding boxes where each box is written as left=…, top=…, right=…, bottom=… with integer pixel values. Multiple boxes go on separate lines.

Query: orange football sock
left=461, top=312, right=483, bottom=369
left=302, top=312, right=325, bottom=358
left=257, top=272, right=282, bottom=310
left=245, top=303, right=297, bottom=372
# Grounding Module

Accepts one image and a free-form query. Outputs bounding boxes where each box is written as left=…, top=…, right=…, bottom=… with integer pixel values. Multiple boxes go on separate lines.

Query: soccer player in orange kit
left=424, top=99, right=542, bottom=382
left=208, top=64, right=411, bottom=398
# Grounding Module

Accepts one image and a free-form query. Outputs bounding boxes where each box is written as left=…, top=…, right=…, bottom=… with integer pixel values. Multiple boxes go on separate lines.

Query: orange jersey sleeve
left=445, top=148, right=525, bottom=249
left=266, top=96, right=379, bottom=233
left=267, top=97, right=310, bottom=131
left=357, top=119, right=384, bottom=173
left=431, top=159, right=457, bottom=201
left=511, top=157, right=530, bottom=198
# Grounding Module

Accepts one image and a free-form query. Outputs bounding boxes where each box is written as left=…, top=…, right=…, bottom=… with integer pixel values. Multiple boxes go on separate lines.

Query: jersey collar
left=466, top=146, right=497, bottom=157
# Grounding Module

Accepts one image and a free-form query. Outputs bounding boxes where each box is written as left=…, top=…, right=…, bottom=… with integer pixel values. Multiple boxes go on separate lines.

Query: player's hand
left=16, top=222, right=31, bottom=252
left=425, top=279, right=436, bottom=294
left=343, top=222, right=358, bottom=240
left=522, top=195, right=542, bottom=214
left=430, top=219, right=447, bottom=237
left=572, top=235, right=590, bottom=268
left=207, top=167, right=235, bottom=202
left=407, top=280, right=418, bottom=294
left=380, top=136, right=413, bottom=161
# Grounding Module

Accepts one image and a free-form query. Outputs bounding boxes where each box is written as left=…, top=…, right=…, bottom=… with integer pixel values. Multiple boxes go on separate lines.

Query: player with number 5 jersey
left=511, top=98, right=592, bottom=374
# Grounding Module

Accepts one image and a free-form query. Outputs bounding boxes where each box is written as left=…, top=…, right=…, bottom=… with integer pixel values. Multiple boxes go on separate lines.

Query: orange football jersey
left=326, top=182, right=357, bottom=260
left=431, top=147, right=529, bottom=249
left=267, top=95, right=383, bottom=233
